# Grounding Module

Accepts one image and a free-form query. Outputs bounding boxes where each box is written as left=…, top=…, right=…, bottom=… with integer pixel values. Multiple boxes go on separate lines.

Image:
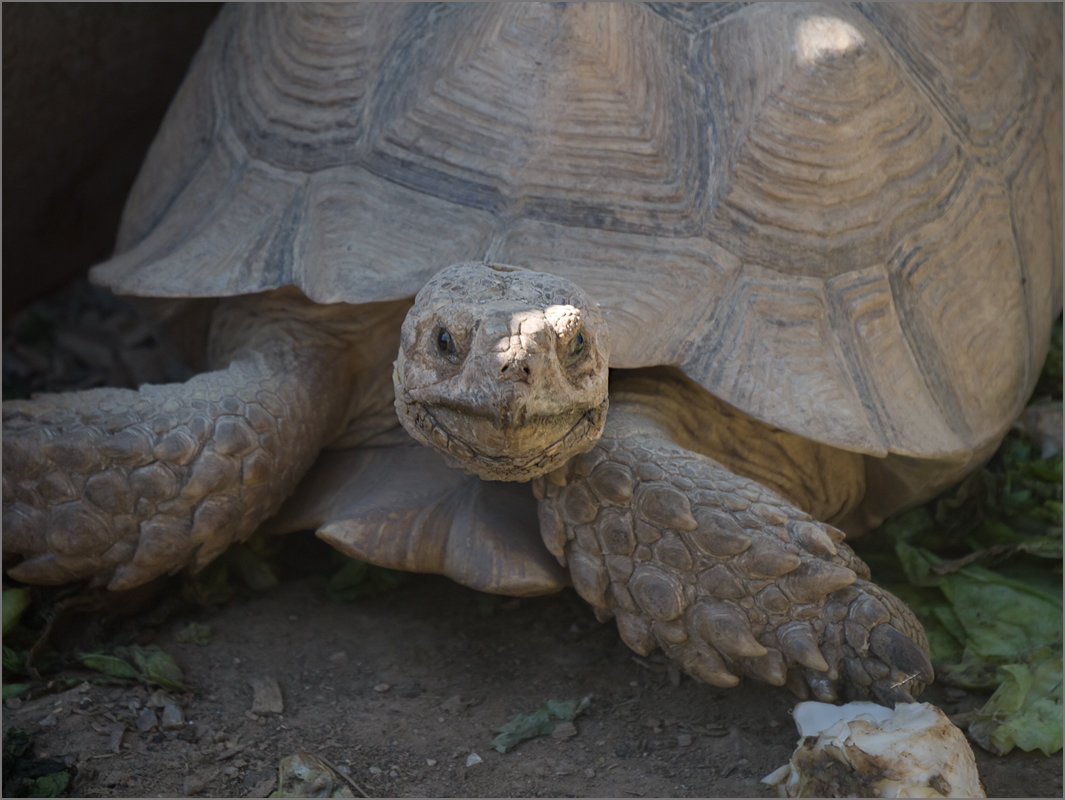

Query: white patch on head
left=795, top=16, right=865, bottom=65
left=544, top=305, right=583, bottom=339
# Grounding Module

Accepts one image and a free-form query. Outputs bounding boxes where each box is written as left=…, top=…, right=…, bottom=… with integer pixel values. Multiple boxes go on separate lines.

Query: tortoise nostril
left=500, top=358, right=532, bottom=381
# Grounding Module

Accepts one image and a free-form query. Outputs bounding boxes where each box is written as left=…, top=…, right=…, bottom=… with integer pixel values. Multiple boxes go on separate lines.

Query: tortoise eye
left=436, top=327, right=459, bottom=361
left=567, top=329, right=586, bottom=361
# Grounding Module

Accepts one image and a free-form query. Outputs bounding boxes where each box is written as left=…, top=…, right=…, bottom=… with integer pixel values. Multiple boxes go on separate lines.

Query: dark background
left=3, top=3, right=221, bottom=317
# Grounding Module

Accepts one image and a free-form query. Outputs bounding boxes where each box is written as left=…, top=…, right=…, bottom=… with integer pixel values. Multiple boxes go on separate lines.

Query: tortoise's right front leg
left=534, top=406, right=934, bottom=705
left=2, top=293, right=366, bottom=591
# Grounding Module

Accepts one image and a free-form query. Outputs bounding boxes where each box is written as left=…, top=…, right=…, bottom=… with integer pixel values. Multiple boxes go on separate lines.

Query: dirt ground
left=2, top=282, right=1062, bottom=798
left=2, top=547, right=1062, bottom=799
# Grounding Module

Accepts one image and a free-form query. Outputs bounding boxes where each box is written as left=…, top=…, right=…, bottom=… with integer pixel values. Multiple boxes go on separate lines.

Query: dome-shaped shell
left=92, top=2, right=1062, bottom=463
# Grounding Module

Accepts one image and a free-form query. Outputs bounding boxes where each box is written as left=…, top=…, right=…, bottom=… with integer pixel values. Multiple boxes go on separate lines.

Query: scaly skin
left=2, top=291, right=401, bottom=590
left=533, top=408, right=932, bottom=703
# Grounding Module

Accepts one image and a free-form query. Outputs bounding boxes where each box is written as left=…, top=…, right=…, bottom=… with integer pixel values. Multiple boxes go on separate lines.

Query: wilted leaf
left=182, top=559, right=237, bottom=607
left=491, top=696, right=592, bottom=753
left=325, top=559, right=406, bottom=602
left=124, top=645, right=187, bottom=692
left=77, top=652, right=140, bottom=681
left=3, top=729, right=73, bottom=798
left=4, top=728, right=33, bottom=758
left=969, top=655, right=1063, bottom=756
left=78, top=646, right=187, bottom=692
left=228, top=543, right=280, bottom=592
left=174, top=622, right=213, bottom=646
left=2, top=588, right=31, bottom=634
left=2, top=683, right=31, bottom=700
left=26, top=769, right=72, bottom=797
left=4, top=644, right=27, bottom=675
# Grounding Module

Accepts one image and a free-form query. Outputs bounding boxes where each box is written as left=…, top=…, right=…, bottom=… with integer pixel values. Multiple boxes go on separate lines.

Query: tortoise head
left=393, top=262, right=610, bottom=481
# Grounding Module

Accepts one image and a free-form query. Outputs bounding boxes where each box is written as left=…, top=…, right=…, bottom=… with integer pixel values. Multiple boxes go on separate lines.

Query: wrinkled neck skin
left=394, top=262, right=610, bottom=481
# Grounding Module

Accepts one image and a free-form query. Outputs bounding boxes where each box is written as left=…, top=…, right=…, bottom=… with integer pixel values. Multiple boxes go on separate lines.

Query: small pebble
left=369, top=766, right=383, bottom=776
left=465, top=753, right=483, bottom=767
left=426, top=759, right=437, bottom=767
left=676, top=733, right=693, bottom=747
left=374, top=683, right=391, bottom=693
left=109, top=723, right=126, bottom=754
left=38, top=712, right=58, bottom=728
left=551, top=721, right=578, bottom=740
left=103, top=770, right=129, bottom=787
left=249, top=677, right=284, bottom=715
left=183, top=774, right=207, bottom=796
left=136, top=707, right=158, bottom=732
left=248, top=777, right=277, bottom=797
left=160, top=703, right=184, bottom=730
left=440, top=695, right=470, bottom=714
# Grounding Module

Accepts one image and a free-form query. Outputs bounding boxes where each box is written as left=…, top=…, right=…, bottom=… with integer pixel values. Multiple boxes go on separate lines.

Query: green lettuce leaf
left=491, top=696, right=592, bottom=753
left=968, top=657, right=1063, bottom=756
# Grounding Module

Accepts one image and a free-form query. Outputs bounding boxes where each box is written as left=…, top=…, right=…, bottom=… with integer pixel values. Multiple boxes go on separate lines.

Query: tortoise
left=3, top=2, right=1061, bottom=705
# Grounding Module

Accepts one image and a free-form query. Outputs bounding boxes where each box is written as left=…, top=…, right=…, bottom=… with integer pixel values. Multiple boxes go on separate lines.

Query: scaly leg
left=534, top=405, right=932, bottom=704
left=2, top=292, right=364, bottom=590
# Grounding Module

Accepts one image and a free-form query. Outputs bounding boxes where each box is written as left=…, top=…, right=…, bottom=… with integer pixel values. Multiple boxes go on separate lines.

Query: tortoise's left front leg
left=534, top=403, right=932, bottom=704
left=3, top=293, right=404, bottom=591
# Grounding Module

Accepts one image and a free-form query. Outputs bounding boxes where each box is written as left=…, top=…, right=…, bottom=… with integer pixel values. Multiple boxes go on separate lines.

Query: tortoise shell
left=91, top=2, right=1062, bottom=466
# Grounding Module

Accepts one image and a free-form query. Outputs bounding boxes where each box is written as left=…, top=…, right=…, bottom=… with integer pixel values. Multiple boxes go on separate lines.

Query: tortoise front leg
left=533, top=405, right=933, bottom=704
left=2, top=292, right=370, bottom=591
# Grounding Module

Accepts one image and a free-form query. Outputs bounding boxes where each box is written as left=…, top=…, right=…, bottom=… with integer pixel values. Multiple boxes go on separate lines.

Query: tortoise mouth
left=401, top=398, right=608, bottom=481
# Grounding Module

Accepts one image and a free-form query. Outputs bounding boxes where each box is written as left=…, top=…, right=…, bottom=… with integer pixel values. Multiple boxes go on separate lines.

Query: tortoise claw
left=778, top=621, right=830, bottom=672
left=870, top=623, right=935, bottom=685
left=805, top=673, right=839, bottom=703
